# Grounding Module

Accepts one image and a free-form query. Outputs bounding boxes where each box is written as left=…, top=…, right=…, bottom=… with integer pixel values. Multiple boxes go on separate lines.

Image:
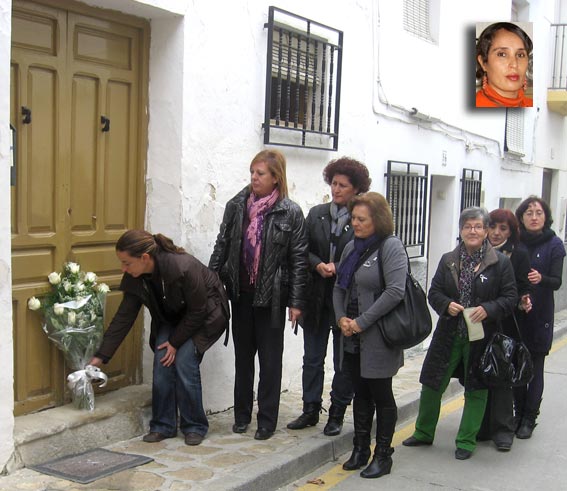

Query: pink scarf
left=243, top=188, right=280, bottom=284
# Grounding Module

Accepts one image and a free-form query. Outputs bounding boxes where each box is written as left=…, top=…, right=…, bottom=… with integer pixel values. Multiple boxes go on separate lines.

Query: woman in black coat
left=287, top=157, right=371, bottom=436
left=403, top=207, right=517, bottom=460
left=514, top=196, right=566, bottom=439
left=478, top=208, right=531, bottom=451
left=209, top=149, right=308, bottom=441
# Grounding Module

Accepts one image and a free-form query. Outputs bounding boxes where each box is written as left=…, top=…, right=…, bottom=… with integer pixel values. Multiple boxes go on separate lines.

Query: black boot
left=516, top=412, right=538, bottom=439
left=360, top=406, right=397, bottom=479
left=287, top=402, right=321, bottom=430
left=324, top=404, right=346, bottom=436
left=516, top=403, right=540, bottom=439
left=342, top=399, right=374, bottom=471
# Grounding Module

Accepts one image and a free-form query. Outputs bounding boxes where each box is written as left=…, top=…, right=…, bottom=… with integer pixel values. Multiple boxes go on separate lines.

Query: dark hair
left=116, top=230, right=185, bottom=257
left=459, top=206, right=490, bottom=230
left=476, top=22, right=533, bottom=80
left=515, top=195, right=553, bottom=231
left=323, top=157, right=371, bottom=194
left=489, top=208, right=520, bottom=245
left=348, top=192, right=394, bottom=239
left=250, top=149, right=288, bottom=198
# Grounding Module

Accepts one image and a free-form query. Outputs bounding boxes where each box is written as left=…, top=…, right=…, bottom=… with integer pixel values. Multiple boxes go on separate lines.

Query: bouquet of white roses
left=28, top=262, right=109, bottom=410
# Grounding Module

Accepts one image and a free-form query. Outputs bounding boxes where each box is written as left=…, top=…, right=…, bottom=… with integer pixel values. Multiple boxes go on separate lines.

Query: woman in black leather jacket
left=209, top=149, right=308, bottom=440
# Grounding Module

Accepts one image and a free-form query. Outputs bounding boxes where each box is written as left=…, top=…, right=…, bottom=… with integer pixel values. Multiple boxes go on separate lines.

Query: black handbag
left=376, top=236, right=432, bottom=349
left=478, top=314, right=534, bottom=388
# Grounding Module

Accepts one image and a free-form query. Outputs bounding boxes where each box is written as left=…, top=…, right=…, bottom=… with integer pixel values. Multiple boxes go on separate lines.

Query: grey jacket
left=333, top=236, right=407, bottom=378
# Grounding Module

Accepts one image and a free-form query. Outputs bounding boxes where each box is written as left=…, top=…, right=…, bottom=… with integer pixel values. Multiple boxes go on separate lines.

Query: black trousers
left=231, top=291, right=285, bottom=432
left=479, top=387, right=515, bottom=444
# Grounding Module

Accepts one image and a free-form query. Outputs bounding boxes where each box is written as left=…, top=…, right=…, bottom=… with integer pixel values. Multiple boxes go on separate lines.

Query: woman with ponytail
left=90, top=230, right=229, bottom=446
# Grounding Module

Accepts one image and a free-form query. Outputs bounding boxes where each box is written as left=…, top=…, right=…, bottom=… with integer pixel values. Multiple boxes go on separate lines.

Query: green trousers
left=413, top=335, right=488, bottom=451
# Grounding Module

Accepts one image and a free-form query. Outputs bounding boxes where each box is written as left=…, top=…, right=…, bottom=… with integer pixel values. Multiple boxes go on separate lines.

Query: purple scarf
left=243, top=188, right=280, bottom=284
left=337, top=235, right=380, bottom=289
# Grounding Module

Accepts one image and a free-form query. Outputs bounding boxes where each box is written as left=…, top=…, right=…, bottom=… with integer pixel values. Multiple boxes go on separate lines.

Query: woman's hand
left=447, top=301, right=465, bottom=317
left=528, top=268, right=542, bottom=285
left=89, top=356, right=103, bottom=367
left=339, top=317, right=360, bottom=337
left=520, top=294, right=532, bottom=313
left=289, top=307, right=302, bottom=330
left=158, top=341, right=177, bottom=367
left=467, top=306, right=488, bottom=323
left=316, top=262, right=335, bottom=278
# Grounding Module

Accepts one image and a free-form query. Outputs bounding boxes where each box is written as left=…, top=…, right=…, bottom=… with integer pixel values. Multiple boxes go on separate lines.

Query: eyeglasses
left=524, top=211, right=544, bottom=218
left=462, top=225, right=485, bottom=232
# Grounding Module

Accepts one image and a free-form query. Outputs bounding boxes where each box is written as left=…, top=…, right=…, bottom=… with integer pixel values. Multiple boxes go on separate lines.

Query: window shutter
left=403, top=0, right=432, bottom=41
left=505, top=109, right=525, bottom=155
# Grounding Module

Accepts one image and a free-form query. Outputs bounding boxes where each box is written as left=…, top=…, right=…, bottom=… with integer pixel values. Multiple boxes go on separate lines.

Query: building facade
left=0, top=0, right=565, bottom=470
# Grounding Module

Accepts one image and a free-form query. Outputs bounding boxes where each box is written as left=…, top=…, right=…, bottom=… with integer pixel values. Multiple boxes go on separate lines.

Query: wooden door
left=11, top=0, right=149, bottom=415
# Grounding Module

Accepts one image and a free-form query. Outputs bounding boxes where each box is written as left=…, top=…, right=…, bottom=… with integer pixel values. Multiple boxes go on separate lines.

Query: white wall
left=0, top=0, right=14, bottom=470
left=78, top=0, right=567, bottom=412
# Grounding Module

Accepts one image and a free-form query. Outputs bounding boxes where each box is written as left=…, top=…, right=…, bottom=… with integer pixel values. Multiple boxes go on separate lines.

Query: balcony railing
left=550, top=24, right=567, bottom=89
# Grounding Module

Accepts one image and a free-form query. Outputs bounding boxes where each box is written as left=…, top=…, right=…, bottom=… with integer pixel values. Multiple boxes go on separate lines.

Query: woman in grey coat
left=333, top=192, right=407, bottom=479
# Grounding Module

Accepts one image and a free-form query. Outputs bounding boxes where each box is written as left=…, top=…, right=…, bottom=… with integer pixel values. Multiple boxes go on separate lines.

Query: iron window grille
left=263, top=6, right=343, bottom=151
left=460, top=169, right=482, bottom=211
left=385, top=160, right=429, bottom=258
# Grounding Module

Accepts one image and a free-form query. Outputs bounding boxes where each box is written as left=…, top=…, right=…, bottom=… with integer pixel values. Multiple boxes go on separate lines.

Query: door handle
left=21, top=107, right=31, bottom=124
left=101, top=116, right=110, bottom=132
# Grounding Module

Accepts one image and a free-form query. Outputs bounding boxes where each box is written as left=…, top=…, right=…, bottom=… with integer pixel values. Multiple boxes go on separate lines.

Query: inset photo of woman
left=475, top=22, right=533, bottom=108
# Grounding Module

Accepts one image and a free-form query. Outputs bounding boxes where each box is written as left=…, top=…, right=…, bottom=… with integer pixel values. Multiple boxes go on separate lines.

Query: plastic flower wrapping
left=28, top=262, right=109, bottom=410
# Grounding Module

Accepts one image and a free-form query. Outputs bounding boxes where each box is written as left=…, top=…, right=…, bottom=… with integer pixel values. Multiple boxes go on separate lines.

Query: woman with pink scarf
left=209, top=149, right=308, bottom=440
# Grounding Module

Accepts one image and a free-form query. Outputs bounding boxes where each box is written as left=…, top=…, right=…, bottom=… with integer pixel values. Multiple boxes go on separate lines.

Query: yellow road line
left=295, top=334, right=567, bottom=490
left=294, top=395, right=464, bottom=491
left=550, top=333, right=567, bottom=354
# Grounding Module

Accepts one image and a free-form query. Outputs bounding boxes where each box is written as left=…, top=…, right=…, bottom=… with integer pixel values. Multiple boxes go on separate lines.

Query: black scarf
left=520, top=228, right=555, bottom=248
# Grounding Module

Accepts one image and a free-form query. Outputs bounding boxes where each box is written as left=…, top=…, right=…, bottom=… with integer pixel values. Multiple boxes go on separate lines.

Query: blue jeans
left=151, top=325, right=208, bottom=437
left=302, top=307, right=353, bottom=410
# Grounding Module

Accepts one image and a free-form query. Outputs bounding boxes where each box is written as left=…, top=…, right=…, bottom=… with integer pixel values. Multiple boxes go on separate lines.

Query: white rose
left=28, top=297, right=41, bottom=311
left=67, top=262, right=80, bottom=274
left=68, top=311, right=76, bottom=324
left=84, top=272, right=97, bottom=283
left=62, top=281, right=73, bottom=293
left=97, top=283, right=110, bottom=294
left=76, top=282, right=85, bottom=292
left=53, top=304, right=64, bottom=316
left=48, top=272, right=61, bottom=285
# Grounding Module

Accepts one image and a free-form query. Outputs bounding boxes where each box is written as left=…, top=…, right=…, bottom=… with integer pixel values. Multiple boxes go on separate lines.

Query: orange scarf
left=476, top=84, right=533, bottom=108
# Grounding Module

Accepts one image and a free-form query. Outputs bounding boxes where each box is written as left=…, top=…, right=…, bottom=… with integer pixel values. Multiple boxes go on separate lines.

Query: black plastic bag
left=478, top=332, right=534, bottom=388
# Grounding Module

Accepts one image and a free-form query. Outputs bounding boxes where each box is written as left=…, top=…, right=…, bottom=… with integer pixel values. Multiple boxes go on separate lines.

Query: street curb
left=230, top=316, right=567, bottom=491
left=222, top=379, right=463, bottom=491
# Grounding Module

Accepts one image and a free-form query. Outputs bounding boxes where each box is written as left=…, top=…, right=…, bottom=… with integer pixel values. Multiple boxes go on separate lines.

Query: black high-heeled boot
left=360, top=406, right=397, bottom=479
left=342, top=398, right=374, bottom=471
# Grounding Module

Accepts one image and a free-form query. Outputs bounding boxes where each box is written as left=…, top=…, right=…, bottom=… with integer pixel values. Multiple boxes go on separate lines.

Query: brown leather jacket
left=95, top=250, right=229, bottom=362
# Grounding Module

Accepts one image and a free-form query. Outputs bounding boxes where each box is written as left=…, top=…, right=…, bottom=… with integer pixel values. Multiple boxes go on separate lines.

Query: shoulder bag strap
left=377, top=235, right=411, bottom=291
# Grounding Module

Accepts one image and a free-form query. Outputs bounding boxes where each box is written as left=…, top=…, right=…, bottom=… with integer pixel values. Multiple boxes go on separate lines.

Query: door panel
left=70, top=74, right=98, bottom=232
left=11, top=0, right=148, bottom=415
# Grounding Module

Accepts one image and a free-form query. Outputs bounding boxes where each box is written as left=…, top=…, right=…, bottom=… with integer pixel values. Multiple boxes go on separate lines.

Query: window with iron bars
left=263, top=6, right=343, bottom=151
left=385, top=161, right=428, bottom=258
left=460, top=169, right=482, bottom=211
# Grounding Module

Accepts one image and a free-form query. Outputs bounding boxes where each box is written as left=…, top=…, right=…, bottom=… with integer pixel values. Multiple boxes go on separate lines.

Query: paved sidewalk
left=3, top=310, right=566, bottom=491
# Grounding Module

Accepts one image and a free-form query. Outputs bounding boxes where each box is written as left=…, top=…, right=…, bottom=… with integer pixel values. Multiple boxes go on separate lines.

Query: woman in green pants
left=403, top=207, right=517, bottom=460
